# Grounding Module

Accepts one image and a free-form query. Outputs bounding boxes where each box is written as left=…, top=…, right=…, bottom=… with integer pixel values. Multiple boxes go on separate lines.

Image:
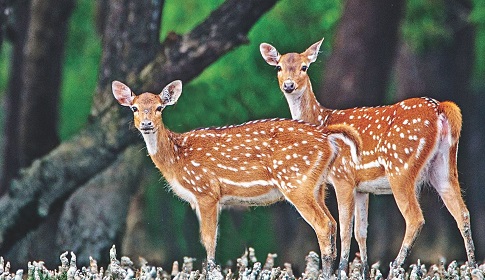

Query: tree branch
left=0, top=0, right=278, bottom=253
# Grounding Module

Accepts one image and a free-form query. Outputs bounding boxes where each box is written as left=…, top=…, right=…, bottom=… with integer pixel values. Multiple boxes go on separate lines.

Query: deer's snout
left=283, top=80, right=296, bottom=93
left=140, top=119, right=155, bottom=133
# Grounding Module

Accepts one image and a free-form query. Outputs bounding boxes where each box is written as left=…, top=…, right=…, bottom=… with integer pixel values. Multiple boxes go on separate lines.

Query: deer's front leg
left=196, top=197, right=220, bottom=262
left=284, top=189, right=337, bottom=279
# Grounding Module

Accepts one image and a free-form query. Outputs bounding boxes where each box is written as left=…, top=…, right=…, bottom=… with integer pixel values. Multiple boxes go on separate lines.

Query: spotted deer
left=260, top=39, right=476, bottom=278
left=112, top=80, right=362, bottom=278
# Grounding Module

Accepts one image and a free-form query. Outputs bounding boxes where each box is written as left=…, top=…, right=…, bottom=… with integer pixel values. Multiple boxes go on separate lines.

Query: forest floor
left=1, top=246, right=483, bottom=280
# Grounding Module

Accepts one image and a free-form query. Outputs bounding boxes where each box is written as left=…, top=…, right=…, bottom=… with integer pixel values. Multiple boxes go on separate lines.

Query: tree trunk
left=318, top=0, right=404, bottom=109
left=1, top=0, right=75, bottom=195
left=457, top=17, right=485, bottom=263
left=0, top=0, right=30, bottom=195
left=0, top=0, right=279, bottom=260
left=3, top=0, right=164, bottom=268
left=91, top=0, right=164, bottom=117
left=55, top=0, right=164, bottom=267
left=18, top=0, right=75, bottom=167
left=461, top=85, right=485, bottom=263
left=0, top=0, right=6, bottom=48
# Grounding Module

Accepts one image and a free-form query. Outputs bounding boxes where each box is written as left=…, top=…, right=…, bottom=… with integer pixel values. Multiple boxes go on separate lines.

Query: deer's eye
left=131, top=106, right=138, bottom=112
left=301, top=65, right=308, bottom=72
left=276, top=65, right=282, bottom=72
left=156, top=106, right=163, bottom=112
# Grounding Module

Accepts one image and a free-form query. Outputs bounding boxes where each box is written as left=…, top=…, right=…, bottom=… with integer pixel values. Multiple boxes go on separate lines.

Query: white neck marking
left=284, top=85, right=307, bottom=119
left=142, top=132, right=158, bottom=155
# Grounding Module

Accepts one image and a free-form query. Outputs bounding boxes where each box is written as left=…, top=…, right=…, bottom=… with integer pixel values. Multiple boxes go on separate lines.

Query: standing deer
left=260, top=39, right=476, bottom=278
left=112, top=80, right=362, bottom=278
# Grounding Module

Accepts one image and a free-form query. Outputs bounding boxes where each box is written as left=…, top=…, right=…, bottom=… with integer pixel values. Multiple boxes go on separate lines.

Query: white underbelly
left=356, top=176, right=392, bottom=195
left=220, top=188, right=284, bottom=206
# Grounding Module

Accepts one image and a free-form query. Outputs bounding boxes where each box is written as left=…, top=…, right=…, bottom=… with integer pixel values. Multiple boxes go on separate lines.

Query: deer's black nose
left=140, top=120, right=154, bottom=132
left=141, top=120, right=153, bottom=127
left=283, top=81, right=295, bottom=93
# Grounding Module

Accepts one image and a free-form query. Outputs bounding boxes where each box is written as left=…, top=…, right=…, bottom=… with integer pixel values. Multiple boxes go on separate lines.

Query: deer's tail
left=438, top=101, right=462, bottom=144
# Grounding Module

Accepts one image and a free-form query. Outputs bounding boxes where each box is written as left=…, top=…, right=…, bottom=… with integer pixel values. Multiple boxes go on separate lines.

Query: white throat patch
left=142, top=132, right=158, bottom=155
left=284, top=85, right=306, bottom=119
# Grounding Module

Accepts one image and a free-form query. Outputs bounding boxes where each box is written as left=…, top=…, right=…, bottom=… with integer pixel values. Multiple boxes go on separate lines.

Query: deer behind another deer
left=260, top=38, right=477, bottom=279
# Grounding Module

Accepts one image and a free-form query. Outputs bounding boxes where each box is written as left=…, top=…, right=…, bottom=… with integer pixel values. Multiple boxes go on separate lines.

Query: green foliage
left=59, top=0, right=101, bottom=139
left=471, top=0, right=485, bottom=83
left=401, top=0, right=485, bottom=87
left=0, top=43, right=11, bottom=135
left=401, top=0, right=451, bottom=53
left=163, top=0, right=342, bottom=132
left=160, top=0, right=225, bottom=39
left=0, top=43, right=11, bottom=97
left=217, top=207, right=278, bottom=263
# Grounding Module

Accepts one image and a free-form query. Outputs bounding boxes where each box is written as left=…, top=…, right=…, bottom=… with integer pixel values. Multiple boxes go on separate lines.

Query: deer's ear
left=160, top=80, right=182, bottom=106
left=112, top=81, right=135, bottom=106
left=260, top=43, right=281, bottom=66
left=303, top=38, right=324, bottom=63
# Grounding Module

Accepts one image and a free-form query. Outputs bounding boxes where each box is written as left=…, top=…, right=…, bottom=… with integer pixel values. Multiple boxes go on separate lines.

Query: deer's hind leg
left=354, top=192, right=370, bottom=279
left=429, top=142, right=476, bottom=267
left=387, top=169, right=425, bottom=268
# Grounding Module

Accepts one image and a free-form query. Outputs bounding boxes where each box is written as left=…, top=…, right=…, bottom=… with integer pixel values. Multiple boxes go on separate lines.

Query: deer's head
left=260, top=39, right=323, bottom=95
left=112, top=80, right=182, bottom=135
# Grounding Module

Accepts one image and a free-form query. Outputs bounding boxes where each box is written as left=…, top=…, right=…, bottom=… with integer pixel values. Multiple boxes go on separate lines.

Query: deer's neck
left=284, top=80, right=332, bottom=125
left=142, top=126, right=178, bottom=175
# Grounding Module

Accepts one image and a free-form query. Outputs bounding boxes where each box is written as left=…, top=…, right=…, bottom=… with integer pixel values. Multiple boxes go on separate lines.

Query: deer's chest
left=168, top=179, right=198, bottom=208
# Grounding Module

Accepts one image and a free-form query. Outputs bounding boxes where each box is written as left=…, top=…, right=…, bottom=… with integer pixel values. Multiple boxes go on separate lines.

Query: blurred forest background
left=0, top=0, right=484, bottom=274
